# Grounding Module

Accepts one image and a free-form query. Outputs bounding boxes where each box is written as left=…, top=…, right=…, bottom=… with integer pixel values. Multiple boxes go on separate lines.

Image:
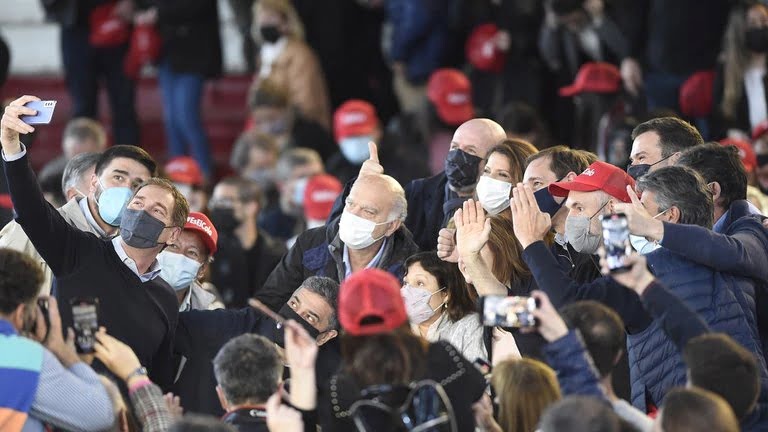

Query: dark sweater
left=4, top=153, right=178, bottom=389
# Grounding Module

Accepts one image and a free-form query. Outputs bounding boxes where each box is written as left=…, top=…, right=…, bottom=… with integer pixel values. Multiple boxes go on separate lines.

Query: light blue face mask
left=292, top=177, right=309, bottom=206
left=157, top=251, right=202, bottom=291
left=339, top=135, right=374, bottom=165
left=629, top=209, right=668, bottom=255
left=97, top=181, right=133, bottom=226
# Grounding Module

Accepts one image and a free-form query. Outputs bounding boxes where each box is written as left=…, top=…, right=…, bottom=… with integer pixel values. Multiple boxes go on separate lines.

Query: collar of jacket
left=326, top=214, right=417, bottom=270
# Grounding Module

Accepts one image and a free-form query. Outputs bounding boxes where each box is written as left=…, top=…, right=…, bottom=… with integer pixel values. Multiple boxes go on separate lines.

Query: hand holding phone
left=37, top=297, right=51, bottom=342
left=21, top=100, right=57, bottom=125
left=70, top=297, right=99, bottom=354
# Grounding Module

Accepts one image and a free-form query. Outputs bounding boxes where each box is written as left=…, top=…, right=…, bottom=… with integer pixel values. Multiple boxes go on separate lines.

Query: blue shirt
left=342, top=238, right=388, bottom=279
left=111, top=237, right=162, bottom=283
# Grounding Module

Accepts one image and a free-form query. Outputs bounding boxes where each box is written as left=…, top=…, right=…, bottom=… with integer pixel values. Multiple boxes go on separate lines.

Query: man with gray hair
left=173, top=276, right=341, bottom=416
left=256, top=173, right=419, bottom=311
left=61, top=152, right=100, bottom=202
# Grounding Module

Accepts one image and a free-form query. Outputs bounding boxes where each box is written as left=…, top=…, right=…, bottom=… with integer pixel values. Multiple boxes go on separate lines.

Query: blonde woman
left=251, top=0, right=331, bottom=130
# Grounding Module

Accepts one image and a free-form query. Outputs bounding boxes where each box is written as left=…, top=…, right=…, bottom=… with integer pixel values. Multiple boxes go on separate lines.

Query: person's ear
left=606, top=198, right=615, bottom=214
left=668, top=151, right=682, bottom=166
left=10, top=303, right=26, bottom=331
left=216, top=385, right=230, bottom=412
left=708, top=181, right=722, bottom=202
left=65, top=188, right=78, bottom=202
left=168, top=227, right=182, bottom=245
left=244, top=201, right=259, bottom=217
left=316, top=329, right=338, bottom=346
left=197, top=261, right=210, bottom=280
left=564, top=171, right=578, bottom=182
left=89, top=173, right=99, bottom=196
left=386, top=219, right=402, bottom=237
left=666, top=206, right=681, bottom=224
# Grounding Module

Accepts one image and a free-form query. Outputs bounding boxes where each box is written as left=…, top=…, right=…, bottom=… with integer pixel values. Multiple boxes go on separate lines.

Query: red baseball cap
left=303, top=174, right=343, bottom=221
left=753, top=120, right=768, bottom=141
left=678, top=70, right=715, bottom=118
left=719, top=138, right=757, bottom=173
left=339, top=268, right=408, bottom=336
left=427, top=69, right=475, bottom=126
left=465, top=23, right=506, bottom=73
left=184, top=212, right=218, bottom=255
left=559, top=62, right=621, bottom=97
left=165, top=156, right=204, bottom=187
left=549, top=161, right=636, bottom=203
left=334, top=100, right=379, bottom=142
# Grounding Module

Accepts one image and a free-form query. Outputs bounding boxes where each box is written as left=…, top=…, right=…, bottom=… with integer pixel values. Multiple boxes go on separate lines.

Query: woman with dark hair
left=712, top=1, right=768, bottom=138
left=476, top=138, right=538, bottom=217
left=319, top=268, right=486, bottom=432
left=402, top=252, right=486, bottom=362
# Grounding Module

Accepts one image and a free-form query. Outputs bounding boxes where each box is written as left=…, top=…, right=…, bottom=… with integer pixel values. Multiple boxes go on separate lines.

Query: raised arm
left=0, top=95, right=95, bottom=277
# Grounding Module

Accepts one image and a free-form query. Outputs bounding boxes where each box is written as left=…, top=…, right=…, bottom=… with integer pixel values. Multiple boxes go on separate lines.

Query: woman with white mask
left=476, top=139, right=539, bottom=218
left=401, top=251, right=487, bottom=363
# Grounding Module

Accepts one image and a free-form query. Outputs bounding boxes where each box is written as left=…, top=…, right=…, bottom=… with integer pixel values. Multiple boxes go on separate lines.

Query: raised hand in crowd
left=266, top=392, right=304, bottom=432
left=529, top=291, right=569, bottom=343
left=0, top=94, right=37, bottom=153
left=613, top=185, right=664, bottom=242
left=436, top=227, right=459, bottom=263
left=455, top=199, right=507, bottom=295
left=34, top=297, right=82, bottom=368
left=283, top=319, right=318, bottom=411
left=358, top=141, right=384, bottom=177
left=94, top=329, right=145, bottom=384
left=510, top=183, right=552, bottom=249
left=598, top=250, right=656, bottom=297
left=164, top=393, right=184, bottom=419
left=620, top=58, right=643, bottom=97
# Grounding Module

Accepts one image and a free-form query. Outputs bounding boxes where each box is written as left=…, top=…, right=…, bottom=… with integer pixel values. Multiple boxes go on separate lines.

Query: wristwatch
left=125, top=366, right=148, bottom=381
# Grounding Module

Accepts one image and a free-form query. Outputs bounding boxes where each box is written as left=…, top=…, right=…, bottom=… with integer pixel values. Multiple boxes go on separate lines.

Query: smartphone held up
left=70, top=297, right=99, bottom=354
left=600, top=213, right=631, bottom=273
left=20, top=100, right=57, bottom=125
left=480, top=295, right=537, bottom=328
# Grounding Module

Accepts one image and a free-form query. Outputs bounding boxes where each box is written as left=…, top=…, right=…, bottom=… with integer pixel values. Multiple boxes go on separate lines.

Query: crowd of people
left=3, top=0, right=768, bottom=431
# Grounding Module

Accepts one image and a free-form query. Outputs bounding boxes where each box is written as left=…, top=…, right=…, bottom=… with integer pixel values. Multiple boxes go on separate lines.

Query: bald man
left=256, top=173, right=420, bottom=311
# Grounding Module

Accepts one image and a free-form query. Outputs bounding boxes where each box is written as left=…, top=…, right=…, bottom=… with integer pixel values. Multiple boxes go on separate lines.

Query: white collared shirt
left=111, top=237, right=162, bottom=282
left=179, top=288, right=192, bottom=312
left=342, top=238, right=388, bottom=279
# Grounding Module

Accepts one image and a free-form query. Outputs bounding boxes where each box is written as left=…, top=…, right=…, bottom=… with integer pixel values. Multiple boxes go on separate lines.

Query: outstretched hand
left=613, top=185, right=664, bottom=240
left=266, top=392, right=303, bottom=432
left=510, top=183, right=551, bottom=248
left=1, top=95, right=39, bottom=154
left=283, top=320, right=318, bottom=370
left=455, top=199, right=491, bottom=258
left=358, top=141, right=384, bottom=177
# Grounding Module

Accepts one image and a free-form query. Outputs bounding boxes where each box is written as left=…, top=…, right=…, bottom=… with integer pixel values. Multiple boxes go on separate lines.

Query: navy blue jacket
left=386, top=0, right=448, bottom=84
left=255, top=214, right=419, bottom=311
left=522, top=237, right=766, bottom=411
left=543, top=330, right=605, bottom=400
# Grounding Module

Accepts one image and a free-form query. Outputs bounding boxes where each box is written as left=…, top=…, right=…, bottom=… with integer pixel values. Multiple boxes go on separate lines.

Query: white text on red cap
left=582, top=168, right=596, bottom=177
left=340, top=111, right=369, bottom=126
left=446, top=92, right=469, bottom=105
left=187, top=217, right=213, bottom=237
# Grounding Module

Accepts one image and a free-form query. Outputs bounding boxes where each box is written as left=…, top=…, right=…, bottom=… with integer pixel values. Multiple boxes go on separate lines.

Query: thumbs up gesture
left=358, top=141, right=385, bottom=177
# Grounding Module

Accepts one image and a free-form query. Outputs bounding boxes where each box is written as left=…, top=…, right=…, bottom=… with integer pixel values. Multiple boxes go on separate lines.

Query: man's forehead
left=295, top=288, right=333, bottom=312
left=524, top=157, right=555, bottom=178
left=631, top=131, right=661, bottom=154
left=105, top=157, right=151, bottom=177
left=179, top=230, right=206, bottom=249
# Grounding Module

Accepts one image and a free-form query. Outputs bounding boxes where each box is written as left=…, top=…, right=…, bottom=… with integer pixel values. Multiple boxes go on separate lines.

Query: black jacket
left=289, top=115, right=338, bottom=163
left=711, top=61, right=768, bottom=139
left=4, top=153, right=178, bottom=389
left=151, top=0, right=222, bottom=78
left=255, top=214, right=420, bottom=311
left=210, top=230, right=287, bottom=309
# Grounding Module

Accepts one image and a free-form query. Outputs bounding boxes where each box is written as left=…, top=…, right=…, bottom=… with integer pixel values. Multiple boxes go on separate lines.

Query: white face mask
left=475, top=176, right=512, bottom=215
left=629, top=209, right=668, bottom=255
left=401, top=284, right=446, bottom=324
left=157, top=251, right=202, bottom=291
left=339, top=135, right=374, bottom=165
left=338, top=210, right=391, bottom=250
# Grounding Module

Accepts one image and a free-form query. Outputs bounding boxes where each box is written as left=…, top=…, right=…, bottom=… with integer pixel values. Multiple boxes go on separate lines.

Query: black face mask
left=746, top=27, right=768, bottom=53
left=273, top=304, right=322, bottom=347
left=444, top=149, right=483, bottom=191
left=626, top=154, right=672, bottom=180
left=534, top=186, right=564, bottom=217
left=260, top=25, right=282, bottom=44
left=209, top=208, right=239, bottom=233
left=119, top=209, right=167, bottom=249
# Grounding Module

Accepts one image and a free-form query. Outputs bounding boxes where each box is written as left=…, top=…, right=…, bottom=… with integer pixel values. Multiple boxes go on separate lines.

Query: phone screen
left=601, top=213, right=631, bottom=273
left=71, top=298, right=99, bottom=354
left=480, top=296, right=537, bottom=328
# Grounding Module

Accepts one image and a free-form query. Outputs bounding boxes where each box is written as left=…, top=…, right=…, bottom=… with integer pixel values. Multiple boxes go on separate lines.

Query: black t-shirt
left=319, top=340, right=486, bottom=432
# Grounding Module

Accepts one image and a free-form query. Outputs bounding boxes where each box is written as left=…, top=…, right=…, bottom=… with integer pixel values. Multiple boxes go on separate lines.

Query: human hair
left=275, top=147, right=323, bottom=181
left=676, top=143, right=747, bottom=211
left=550, top=0, right=584, bottom=16
left=0, top=248, right=44, bottom=314
left=63, top=117, right=106, bottom=151
left=492, top=358, right=562, bottom=432
left=168, top=415, right=237, bottom=432
left=229, top=130, right=279, bottom=172
left=39, top=164, right=66, bottom=207
left=380, top=174, right=407, bottom=222
left=341, top=324, right=429, bottom=388
left=486, top=215, right=530, bottom=285
left=630, top=117, right=704, bottom=158
left=133, top=178, right=190, bottom=228
left=683, top=333, right=759, bottom=420
left=560, top=301, right=625, bottom=378
left=213, top=334, right=282, bottom=406
left=526, top=145, right=596, bottom=180
left=721, top=2, right=767, bottom=118
left=248, top=78, right=290, bottom=111
left=636, top=166, right=714, bottom=228
left=660, top=388, right=739, bottom=432
left=497, top=102, right=545, bottom=142
left=252, top=0, right=305, bottom=41
left=62, top=152, right=100, bottom=197
left=297, top=276, right=340, bottom=330
left=94, top=145, right=157, bottom=177
left=404, top=252, right=476, bottom=322
left=486, top=139, right=539, bottom=184
left=539, top=396, right=621, bottom=432
left=215, top=176, right=264, bottom=206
